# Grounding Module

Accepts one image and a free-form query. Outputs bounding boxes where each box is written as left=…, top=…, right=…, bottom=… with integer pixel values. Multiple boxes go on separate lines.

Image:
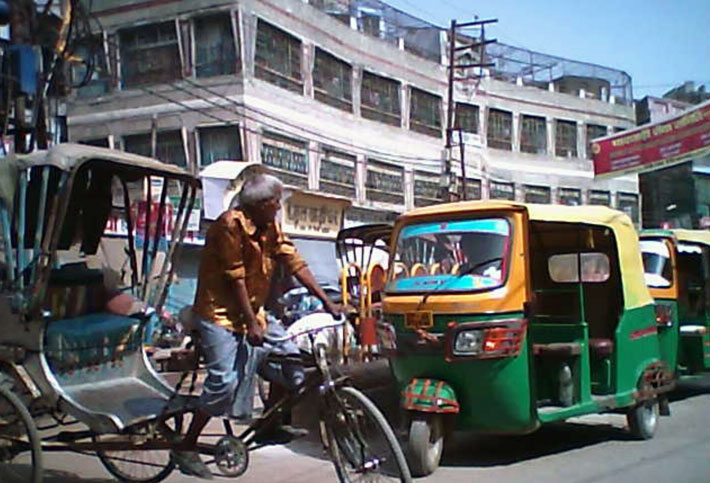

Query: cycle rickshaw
left=0, top=144, right=410, bottom=482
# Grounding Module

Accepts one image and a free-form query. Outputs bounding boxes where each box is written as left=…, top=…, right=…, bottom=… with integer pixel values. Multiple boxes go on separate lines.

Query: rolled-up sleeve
left=274, top=223, right=308, bottom=275
left=214, top=219, right=245, bottom=280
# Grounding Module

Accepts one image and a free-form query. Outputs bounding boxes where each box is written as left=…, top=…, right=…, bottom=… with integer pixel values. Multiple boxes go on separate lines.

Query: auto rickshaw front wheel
left=626, top=397, right=659, bottom=440
left=407, top=413, right=444, bottom=477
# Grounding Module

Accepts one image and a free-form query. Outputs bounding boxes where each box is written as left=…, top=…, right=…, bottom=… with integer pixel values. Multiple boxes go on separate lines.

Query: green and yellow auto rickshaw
left=383, top=201, right=674, bottom=476
left=640, top=229, right=710, bottom=375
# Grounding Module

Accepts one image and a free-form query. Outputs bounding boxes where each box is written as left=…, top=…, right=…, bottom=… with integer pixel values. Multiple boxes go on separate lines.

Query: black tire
left=627, top=397, right=659, bottom=440
left=407, top=413, right=444, bottom=477
left=324, top=386, right=411, bottom=483
left=0, top=384, right=43, bottom=483
left=95, top=417, right=181, bottom=483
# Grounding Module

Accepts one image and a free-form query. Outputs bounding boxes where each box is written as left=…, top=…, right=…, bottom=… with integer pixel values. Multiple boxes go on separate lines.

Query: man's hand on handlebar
left=246, top=323, right=265, bottom=347
left=323, top=300, right=344, bottom=319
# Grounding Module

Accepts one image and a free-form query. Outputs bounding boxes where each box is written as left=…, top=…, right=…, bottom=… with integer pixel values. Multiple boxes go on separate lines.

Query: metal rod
left=453, top=62, right=496, bottom=69
left=30, top=167, right=50, bottom=283
left=141, top=177, right=153, bottom=299
left=17, top=170, right=27, bottom=290
left=1, top=205, right=15, bottom=284
left=121, top=178, right=139, bottom=292
left=145, top=177, right=168, bottom=304
left=457, top=19, right=498, bottom=28
left=459, top=129, right=467, bottom=200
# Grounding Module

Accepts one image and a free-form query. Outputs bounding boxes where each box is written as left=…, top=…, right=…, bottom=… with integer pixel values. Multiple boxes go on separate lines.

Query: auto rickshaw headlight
left=453, top=329, right=485, bottom=355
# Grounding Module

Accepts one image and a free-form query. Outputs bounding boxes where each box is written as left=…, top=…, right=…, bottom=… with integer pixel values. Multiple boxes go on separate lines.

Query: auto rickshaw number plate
left=405, top=311, right=434, bottom=330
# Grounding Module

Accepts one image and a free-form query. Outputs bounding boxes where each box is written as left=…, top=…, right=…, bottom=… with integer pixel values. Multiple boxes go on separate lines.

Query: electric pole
left=443, top=18, right=497, bottom=202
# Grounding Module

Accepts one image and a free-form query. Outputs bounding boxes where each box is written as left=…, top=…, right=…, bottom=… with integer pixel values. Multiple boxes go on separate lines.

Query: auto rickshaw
left=639, top=229, right=710, bottom=375
left=383, top=201, right=674, bottom=476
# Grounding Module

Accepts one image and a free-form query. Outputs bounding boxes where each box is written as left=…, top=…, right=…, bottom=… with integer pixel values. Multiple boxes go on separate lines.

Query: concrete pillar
left=404, top=167, right=414, bottom=211
left=548, top=82, right=555, bottom=92
left=512, top=112, right=521, bottom=152
left=355, top=154, right=366, bottom=204
left=308, top=140, right=319, bottom=190
left=480, top=106, right=488, bottom=147
left=401, top=84, right=409, bottom=129
left=303, top=42, right=314, bottom=98
left=546, top=118, right=555, bottom=157
left=353, top=66, right=362, bottom=118
left=242, top=12, right=257, bottom=79
left=244, top=118, right=261, bottom=163
left=576, top=122, right=586, bottom=159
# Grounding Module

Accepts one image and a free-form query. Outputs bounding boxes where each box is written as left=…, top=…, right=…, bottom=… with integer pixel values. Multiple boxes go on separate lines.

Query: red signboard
left=592, top=100, right=710, bottom=177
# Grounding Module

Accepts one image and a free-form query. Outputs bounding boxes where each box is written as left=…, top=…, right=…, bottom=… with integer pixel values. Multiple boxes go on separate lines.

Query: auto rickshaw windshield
left=386, top=217, right=511, bottom=293
left=640, top=239, right=673, bottom=288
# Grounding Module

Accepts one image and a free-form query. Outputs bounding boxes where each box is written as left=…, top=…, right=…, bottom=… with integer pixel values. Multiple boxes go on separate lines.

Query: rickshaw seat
left=589, top=338, right=614, bottom=358
left=533, top=342, right=582, bottom=357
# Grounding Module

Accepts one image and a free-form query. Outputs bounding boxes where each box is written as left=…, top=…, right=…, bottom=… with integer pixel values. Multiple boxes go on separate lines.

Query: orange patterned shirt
left=193, top=209, right=307, bottom=332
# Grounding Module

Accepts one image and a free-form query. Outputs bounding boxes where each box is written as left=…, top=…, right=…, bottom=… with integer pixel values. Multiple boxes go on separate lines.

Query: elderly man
left=172, top=173, right=341, bottom=478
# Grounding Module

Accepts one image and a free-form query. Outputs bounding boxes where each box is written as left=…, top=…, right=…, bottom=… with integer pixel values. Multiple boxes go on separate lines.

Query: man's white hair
left=235, top=173, right=283, bottom=208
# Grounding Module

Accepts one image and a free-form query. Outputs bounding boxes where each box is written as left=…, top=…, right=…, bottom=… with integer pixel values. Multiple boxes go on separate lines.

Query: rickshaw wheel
left=626, top=397, right=659, bottom=440
left=407, top=413, right=444, bottom=477
left=94, top=416, right=182, bottom=483
left=0, top=385, right=43, bottom=483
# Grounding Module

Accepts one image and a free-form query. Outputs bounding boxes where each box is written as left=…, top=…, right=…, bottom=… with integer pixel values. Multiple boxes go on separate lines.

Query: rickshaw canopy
left=642, top=228, right=710, bottom=247
left=394, top=200, right=652, bottom=311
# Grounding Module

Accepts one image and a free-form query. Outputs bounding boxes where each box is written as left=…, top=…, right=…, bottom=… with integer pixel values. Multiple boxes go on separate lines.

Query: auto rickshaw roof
left=396, top=200, right=652, bottom=310
left=6, top=143, right=197, bottom=180
left=640, top=228, right=710, bottom=247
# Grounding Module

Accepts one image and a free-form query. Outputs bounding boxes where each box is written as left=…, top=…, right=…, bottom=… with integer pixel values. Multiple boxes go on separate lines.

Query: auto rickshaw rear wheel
left=626, top=397, right=659, bottom=440
left=407, top=413, right=444, bottom=477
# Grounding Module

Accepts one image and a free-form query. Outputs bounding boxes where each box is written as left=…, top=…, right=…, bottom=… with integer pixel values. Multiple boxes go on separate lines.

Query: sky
left=384, top=0, right=710, bottom=99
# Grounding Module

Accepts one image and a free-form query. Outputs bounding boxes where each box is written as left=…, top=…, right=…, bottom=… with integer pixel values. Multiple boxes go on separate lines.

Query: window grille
left=261, top=133, right=308, bottom=188
left=524, top=185, right=551, bottom=203
left=588, top=190, right=610, bottom=206
left=73, top=35, right=110, bottom=97
left=490, top=180, right=515, bottom=200
left=487, top=109, right=512, bottom=150
left=123, top=131, right=186, bottom=166
left=313, top=48, right=352, bottom=112
left=586, top=124, right=607, bottom=159
left=320, top=150, right=356, bottom=197
left=361, top=71, right=401, bottom=127
left=520, top=115, right=547, bottom=155
left=558, top=187, right=581, bottom=206
left=555, top=120, right=577, bottom=158
left=409, top=88, right=442, bottom=137
left=194, top=14, right=237, bottom=78
left=119, top=22, right=181, bottom=88
left=366, top=159, right=404, bottom=204
left=198, top=126, right=242, bottom=166
left=255, top=20, right=303, bottom=94
left=617, top=192, right=640, bottom=224
left=414, top=170, right=442, bottom=206
left=454, top=103, right=479, bottom=134
left=456, top=177, right=482, bottom=200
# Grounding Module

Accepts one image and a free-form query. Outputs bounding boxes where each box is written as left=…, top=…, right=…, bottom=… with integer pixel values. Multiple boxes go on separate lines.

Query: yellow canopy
left=669, top=229, right=710, bottom=247
left=397, top=201, right=653, bottom=310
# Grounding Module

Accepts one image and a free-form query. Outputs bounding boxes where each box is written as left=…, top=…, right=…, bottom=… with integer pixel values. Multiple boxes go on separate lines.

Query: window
left=558, top=187, right=581, bottom=206
left=454, top=103, right=479, bottom=134
left=617, top=192, right=640, bottom=224
left=260, top=133, right=308, bottom=188
left=194, top=14, right=237, bottom=78
left=548, top=253, right=610, bottom=283
left=119, top=22, right=181, bottom=88
left=313, top=48, right=352, bottom=112
left=487, top=109, right=512, bottom=150
left=79, top=138, right=109, bottom=148
left=555, top=120, right=577, bottom=158
left=409, top=88, right=442, bottom=137
left=490, top=180, right=515, bottom=200
left=388, top=218, right=511, bottom=292
left=414, top=170, right=443, bottom=207
left=640, top=239, right=672, bottom=288
left=586, top=124, right=607, bottom=159
left=320, top=150, right=356, bottom=197
left=360, top=13, right=381, bottom=37
left=588, top=190, right=611, bottom=206
left=361, top=71, right=401, bottom=127
left=524, top=185, right=550, bottom=204
left=457, top=177, right=482, bottom=200
left=520, top=115, right=547, bottom=155
left=366, top=159, right=404, bottom=204
left=73, top=35, right=110, bottom=97
left=255, top=20, right=302, bottom=94
left=198, top=125, right=242, bottom=166
left=123, top=131, right=186, bottom=166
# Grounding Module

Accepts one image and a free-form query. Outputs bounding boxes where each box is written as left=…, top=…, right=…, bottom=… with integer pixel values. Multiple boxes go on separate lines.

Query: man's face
left=252, top=188, right=282, bottom=227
